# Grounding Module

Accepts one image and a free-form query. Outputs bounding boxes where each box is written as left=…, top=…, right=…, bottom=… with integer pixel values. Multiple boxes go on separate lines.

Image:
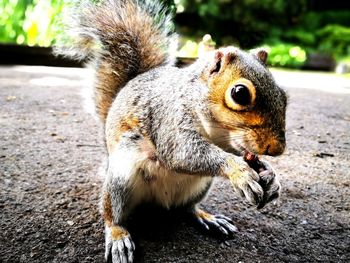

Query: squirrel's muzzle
left=265, top=136, right=286, bottom=156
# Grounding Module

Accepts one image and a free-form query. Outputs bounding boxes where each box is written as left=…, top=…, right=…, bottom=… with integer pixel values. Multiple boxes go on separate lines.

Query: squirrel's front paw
left=225, top=157, right=264, bottom=205
left=256, top=160, right=281, bottom=209
left=105, top=225, right=135, bottom=263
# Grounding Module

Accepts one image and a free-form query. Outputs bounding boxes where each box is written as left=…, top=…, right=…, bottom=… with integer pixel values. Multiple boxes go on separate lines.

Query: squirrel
left=56, top=0, right=287, bottom=262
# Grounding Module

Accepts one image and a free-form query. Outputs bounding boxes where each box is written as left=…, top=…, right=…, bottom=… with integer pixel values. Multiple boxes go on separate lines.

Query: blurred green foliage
left=1, top=0, right=350, bottom=69
left=263, top=44, right=307, bottom=68
left=262, top=15, right=350, bottom=67
left=0, top=0, right=65, bottom=46
left=317, top=25, right=350, bottom=59
left=174, top=0, right=350, bottom=68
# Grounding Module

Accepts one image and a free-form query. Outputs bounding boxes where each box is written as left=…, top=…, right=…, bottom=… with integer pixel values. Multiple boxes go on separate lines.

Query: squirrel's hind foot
left=192, top=208, right=238, bottom=237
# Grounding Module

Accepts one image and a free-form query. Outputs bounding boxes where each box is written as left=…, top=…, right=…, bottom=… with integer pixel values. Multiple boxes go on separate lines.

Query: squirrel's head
left=200, top=47, right=287, bottom=157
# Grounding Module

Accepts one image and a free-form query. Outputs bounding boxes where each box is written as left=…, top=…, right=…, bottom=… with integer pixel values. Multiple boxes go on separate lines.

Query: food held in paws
left=243, top=151, right=266, bottom=173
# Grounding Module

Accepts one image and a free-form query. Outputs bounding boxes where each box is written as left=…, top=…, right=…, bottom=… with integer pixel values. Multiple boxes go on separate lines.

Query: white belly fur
left=128, top=159, right=213, bottom=209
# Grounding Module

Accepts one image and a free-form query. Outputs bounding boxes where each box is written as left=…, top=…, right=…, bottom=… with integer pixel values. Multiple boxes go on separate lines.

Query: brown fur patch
left=103, top=192, right=113, bottom=226
left=236, top=126, right=285, bottom=156
left=95, top=62, right=120, bottom=121
left=107, top=114, right=139, bottom=151
left=111, top=225, right=129, bottom=240
left=196, top=209, right=214, bottom=221
left=208, top=103, right=265, bottom=132
left=254, top=131, right=285, bottom=156
left=119, top=116, right=139, bottom=133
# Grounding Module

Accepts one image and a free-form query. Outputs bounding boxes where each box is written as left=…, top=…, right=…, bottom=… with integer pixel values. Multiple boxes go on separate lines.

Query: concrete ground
left=0, top=65, right=349, bottom=263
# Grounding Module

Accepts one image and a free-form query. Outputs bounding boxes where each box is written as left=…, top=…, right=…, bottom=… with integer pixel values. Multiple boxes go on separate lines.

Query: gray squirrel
left=56, top=0, right=287, bottom=262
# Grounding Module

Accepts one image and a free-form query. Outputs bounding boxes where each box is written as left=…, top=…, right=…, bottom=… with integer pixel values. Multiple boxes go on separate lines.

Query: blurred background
left=1, top=0, right=350, bottom=72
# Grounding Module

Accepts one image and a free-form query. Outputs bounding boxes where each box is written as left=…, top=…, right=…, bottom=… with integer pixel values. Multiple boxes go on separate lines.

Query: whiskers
left=197, top=126, right=256, bottom=154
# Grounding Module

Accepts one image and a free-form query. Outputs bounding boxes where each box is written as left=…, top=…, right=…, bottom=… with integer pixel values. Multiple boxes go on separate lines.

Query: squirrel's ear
left=254, top=48, right=268, bottom=65
left=209, top=51, right=223, bottom=75
left=209, top=50, right=236, bottom=76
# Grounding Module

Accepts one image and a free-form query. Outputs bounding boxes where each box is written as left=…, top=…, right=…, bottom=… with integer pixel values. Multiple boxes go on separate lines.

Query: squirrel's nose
left=265, top=138, right=285, bottom=156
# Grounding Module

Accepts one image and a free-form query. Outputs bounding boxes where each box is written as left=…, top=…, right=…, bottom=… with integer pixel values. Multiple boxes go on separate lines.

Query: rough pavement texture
left=1, top=66, right=349, bottom=263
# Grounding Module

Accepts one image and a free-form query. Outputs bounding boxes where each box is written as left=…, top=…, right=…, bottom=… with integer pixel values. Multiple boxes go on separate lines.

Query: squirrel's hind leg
left=190, top=207, right=238, bottom=238
left=102, top=143, right=143, bottom=263
left=103, top=186, right=135, bottom=263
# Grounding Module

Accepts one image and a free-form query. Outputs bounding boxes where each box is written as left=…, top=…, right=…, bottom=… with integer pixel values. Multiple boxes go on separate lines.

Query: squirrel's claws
left=193, top=209, right=238, bottom=237
left=245, top=180, right=264, bottom=205
left=255, top=160, right=281, bottom=209
left=214, top=214, right=234, bottom=224
left=107, top=236, right=134, bottom=263
left=257, top=177, right=281, bottom=209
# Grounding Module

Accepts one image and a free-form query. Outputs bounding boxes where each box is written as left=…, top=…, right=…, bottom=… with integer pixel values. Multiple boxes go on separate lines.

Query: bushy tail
left=55, top=0, right=176, bottom=121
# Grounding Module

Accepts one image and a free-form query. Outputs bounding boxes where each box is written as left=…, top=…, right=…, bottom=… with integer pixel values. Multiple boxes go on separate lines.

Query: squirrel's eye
left=224, top=78, right=256, bottom=111
left=231, top=84, right=251, bottom=106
